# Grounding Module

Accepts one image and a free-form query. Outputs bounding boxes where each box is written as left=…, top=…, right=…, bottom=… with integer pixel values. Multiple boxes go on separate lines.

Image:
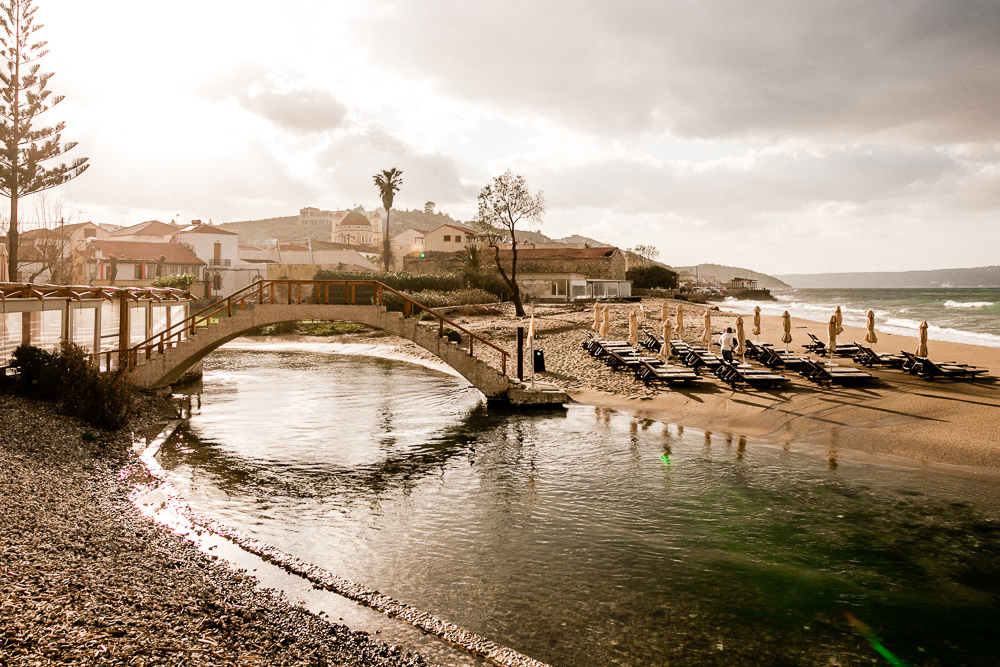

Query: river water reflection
left=160, top=348, right=1000, bottom=667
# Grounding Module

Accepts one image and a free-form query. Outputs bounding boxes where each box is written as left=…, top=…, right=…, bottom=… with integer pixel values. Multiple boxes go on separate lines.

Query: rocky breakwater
left=0, top=394, right=428, bottom=666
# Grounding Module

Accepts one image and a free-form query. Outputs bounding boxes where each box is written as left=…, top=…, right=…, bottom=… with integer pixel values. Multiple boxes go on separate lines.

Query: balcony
left=208, top=259, right=232, bottom=267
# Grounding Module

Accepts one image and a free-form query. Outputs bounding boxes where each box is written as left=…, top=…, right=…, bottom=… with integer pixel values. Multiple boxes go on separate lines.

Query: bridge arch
left=130, top=302, right=512, bottom=399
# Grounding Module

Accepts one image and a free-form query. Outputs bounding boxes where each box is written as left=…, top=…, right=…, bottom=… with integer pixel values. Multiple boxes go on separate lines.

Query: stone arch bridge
left=121, top=280, right=564, bottom=405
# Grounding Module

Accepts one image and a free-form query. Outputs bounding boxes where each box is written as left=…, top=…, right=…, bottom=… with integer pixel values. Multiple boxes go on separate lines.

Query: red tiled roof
left=176, top=223, right=238, bottom=236
left=496, top=247, right=619, bottom=260
left=111, top=220, right=178, bottom=237
left=432, top=223, right=477, bottom=235
left=87, top=240, right=205, bottom=264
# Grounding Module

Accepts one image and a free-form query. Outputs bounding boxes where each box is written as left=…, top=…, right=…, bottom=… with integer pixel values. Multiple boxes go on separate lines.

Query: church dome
left=339, top=210, right=371, bottom=227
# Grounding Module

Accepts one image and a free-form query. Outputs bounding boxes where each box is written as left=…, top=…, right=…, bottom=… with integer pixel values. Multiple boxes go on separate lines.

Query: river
left=159, top=345, right=1000, bottom=667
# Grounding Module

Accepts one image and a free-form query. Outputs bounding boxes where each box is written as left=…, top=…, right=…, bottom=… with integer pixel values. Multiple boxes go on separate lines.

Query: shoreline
left=0, top=394, right=432, bottom=666
left=244, top=297, right=1000, bottom=473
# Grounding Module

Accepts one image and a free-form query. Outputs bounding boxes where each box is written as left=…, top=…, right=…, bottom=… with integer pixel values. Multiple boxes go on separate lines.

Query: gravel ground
left=340, top=299, right=737, bottom=397
left=0, top=394, right=429, bottom=666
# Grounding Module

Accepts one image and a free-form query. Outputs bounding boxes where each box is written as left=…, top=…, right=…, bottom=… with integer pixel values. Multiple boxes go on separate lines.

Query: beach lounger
left=897, top=353, right=989, bottom=380
left=803, top=333, right=826, bottom=353
left=715, top=362, right=789, bottom=389
left=799, top=359, right=876, bottom=386
left=917, top=358, right=988, bottom=380
left=640, top=331, right=662, bottom=353
left=682, top=347, right=724, bottom=374
left=637, top=359, right=702, bottom=386
left=759, top=347, right=811, bottom=371
left=853, top=346, right=905, bottom=368
left=744, top=340, right=772, bottom=359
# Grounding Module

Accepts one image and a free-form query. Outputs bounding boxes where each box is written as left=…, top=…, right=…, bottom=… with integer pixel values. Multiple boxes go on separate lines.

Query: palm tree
left=372, top=168, right=403, bottom=271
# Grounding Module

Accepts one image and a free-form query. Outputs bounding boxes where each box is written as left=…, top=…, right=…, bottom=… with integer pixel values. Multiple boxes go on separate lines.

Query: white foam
left=720, top=298, right=1000, bottom=349
left=944, top=300, right=994, bottom=309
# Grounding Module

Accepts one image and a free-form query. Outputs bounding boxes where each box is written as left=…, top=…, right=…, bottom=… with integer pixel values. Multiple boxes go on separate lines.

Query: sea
left=719, top=287, right=1000, bottom=348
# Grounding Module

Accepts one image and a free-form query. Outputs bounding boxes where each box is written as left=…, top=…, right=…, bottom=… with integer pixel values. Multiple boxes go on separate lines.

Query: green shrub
left=9, top=344, right=60, bottom=399
left=7, top=342, right=136, bottom=430
left=626, top=265, right=680, bottom=289
left=152, top=273, right=198, bottom=289
left=251, top=321, right=299, bottom=335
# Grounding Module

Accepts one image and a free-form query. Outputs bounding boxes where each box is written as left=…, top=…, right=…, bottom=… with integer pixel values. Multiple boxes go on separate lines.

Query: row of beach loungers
left=583, top=329, right=988, bottom=392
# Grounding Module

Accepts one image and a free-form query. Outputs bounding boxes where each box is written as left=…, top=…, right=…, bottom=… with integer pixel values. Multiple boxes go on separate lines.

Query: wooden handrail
left=122, top=280, right=509, bottom=377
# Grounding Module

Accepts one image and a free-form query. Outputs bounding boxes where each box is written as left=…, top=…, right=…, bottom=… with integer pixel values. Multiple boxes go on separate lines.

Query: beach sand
left=569, top=305, right=1000, bottom=474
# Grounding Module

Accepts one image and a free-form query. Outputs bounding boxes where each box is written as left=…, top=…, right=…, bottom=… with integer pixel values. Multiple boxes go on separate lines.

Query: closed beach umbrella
left=675, top=304, right=685, bottom=334
left=865, top=310, right=878, bottom=346
left=628, top=309, right=639, bottom=347
left=600, top=305, right=611, bottom=337
left=592, top=302, right=600, bottom=331
left=917, top=321, right=929, bottom=357
left=781, top=311, right=793, bottom=350
left=827, top=315, right=838, bottom=357
left=752, top=306, right=762, bottom=338
left=701, top=309, right=712, bottom=345
left=735, top=317, right=746, bottom=361
left=662, top=318, right=674, bottom=358
left=835, top=306, right=844, bottom=335
left=660, top=302, right=668, bottom=323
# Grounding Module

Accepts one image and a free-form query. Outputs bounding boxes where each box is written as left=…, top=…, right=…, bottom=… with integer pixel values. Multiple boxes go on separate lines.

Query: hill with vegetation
left=776, top=266, right=1000, bottom=288
left=674, top=264, right=790, bottom=289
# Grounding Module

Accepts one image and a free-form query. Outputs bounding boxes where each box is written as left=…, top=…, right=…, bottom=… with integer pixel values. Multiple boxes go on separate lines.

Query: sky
left=22, top=0, right=1000, bottom=275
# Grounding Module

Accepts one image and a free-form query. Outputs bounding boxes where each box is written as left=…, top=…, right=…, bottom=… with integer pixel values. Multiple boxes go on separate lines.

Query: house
left=110, top=220, right=179, bottom=243
left=238, top=241, right=379, bottom=276
left=168, top=222, right=249, bottom=298
left=390, top=228, right=427, bottom=261
left=402, top=245, right=631, bottom=302
left=420, top=224, right=477, bottom=253
left=14, top=222, right=110, bottom=283
left=81, top=240, right=205, bottom=287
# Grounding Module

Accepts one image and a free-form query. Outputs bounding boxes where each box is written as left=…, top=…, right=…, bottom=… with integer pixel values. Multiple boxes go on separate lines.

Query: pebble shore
left=0, top=394, right=429, bottom=666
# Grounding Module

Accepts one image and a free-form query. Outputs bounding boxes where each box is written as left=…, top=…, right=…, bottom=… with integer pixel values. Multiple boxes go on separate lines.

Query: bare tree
left=0, top=0, right=89, bottom=281
left=626, top=244, right=660, bottom=268
left=20, top=191, right=76, bottom=283
left=473, top=170, right=544, bottom=317
left=373, top=167, right=402, bottom=272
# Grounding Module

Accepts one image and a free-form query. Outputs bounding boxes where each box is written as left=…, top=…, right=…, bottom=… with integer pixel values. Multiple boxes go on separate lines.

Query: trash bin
left=533, top=349, right=546, bottom=373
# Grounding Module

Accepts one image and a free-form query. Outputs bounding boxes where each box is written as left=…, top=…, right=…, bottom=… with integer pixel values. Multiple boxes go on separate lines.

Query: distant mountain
left=674, top=264, right=790, bottom=289
left=776, top=266, right=1000, bottom=289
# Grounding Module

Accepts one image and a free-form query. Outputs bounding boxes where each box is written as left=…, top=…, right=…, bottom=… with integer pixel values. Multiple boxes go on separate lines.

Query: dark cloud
left=314, top=126, right=479, bottom=207
left=202, top=64, right=349, bottom=134
left=533, top=144, right=974, bottom=224
left=354, top=1, right=1000, bottom=142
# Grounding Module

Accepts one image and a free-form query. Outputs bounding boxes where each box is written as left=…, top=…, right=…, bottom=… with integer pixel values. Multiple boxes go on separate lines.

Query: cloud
left=202, top=64, right=349, bottom=134
left=314, top=125, right=479, bottom=208
left=354, top=1, right=1000, bottom=142
left=70, top=129, right=317, bottom=219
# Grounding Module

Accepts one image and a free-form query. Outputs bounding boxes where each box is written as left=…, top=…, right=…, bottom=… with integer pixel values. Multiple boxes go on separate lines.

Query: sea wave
left=944, top=300, right=995, bottom=309
left=720, top=298, right=1000, bottom=348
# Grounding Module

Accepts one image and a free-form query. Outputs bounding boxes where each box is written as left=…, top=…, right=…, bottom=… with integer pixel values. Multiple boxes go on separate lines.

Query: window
left=455, top=235, right=462, bottom=243
left=84, top=229, right=96, bottom=238
left=443, top=235, right=451, bottom=242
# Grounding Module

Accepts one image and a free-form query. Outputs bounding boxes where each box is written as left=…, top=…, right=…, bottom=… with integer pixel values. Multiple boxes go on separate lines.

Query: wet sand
left=571, top=307, right=1000, bottom=471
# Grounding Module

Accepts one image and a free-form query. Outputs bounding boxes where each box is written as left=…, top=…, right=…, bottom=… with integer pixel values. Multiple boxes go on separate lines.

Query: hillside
left=674, top=264, right=790, bottom=289
left=776, top=266, right=1000, bottom=289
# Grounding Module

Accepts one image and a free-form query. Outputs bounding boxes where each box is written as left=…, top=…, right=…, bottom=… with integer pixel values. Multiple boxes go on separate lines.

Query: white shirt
left=719, top=332, right=737, bottom=351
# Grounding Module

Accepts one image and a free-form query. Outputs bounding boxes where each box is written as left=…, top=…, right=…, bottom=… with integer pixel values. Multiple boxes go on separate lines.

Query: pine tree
left=0, top=0, right=88, bottom=281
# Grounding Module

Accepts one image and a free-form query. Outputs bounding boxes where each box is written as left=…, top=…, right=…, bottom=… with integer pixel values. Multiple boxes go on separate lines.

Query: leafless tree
left=473, top=170, right=544, bottom=317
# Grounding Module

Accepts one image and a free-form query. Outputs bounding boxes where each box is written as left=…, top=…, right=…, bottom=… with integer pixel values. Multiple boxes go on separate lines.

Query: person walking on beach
left=719, top=327, right=737, bottom=363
